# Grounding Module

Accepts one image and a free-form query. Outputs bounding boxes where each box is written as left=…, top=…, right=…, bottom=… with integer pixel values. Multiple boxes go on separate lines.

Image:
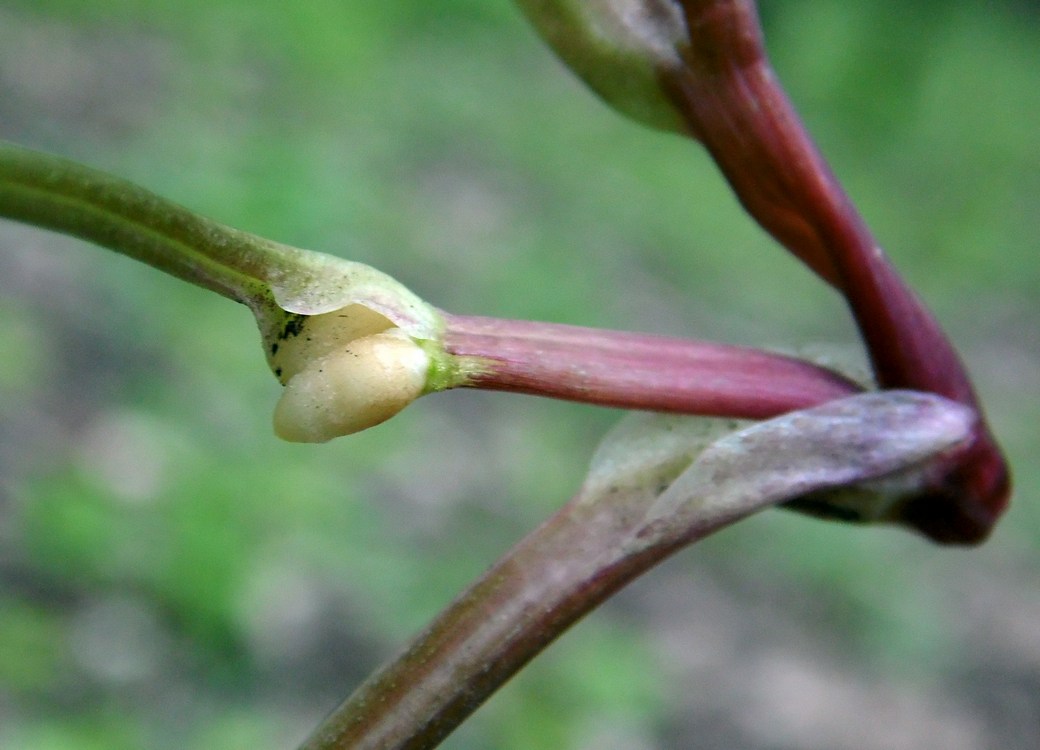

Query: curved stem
left=298, top=391, right=974, bottom=750
left=666, top=0, right=972, bottom=404
left=0, top=140, right=294, bottom=308
left=658, top=0, right=1009, bottom=541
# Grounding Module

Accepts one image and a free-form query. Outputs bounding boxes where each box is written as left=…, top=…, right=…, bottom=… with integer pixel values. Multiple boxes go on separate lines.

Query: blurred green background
left=1, top=1, right=1038, bottom=748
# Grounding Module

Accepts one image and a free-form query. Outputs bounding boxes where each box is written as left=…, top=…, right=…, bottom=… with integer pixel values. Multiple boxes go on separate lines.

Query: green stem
left=0, top=140, right=296, bottom=309
left=0, top=138, right=444, bottom=354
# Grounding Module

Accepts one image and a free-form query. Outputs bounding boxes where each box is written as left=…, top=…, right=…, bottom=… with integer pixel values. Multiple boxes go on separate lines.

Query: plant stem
left=299, top=494, right=648, bottom=750
left=0, top=141, right=292, bottom=308
left=0, top=140, right=443, bottom=340
left=444, top=313, right=862, bottom=418
left=298, top=391, right=974, bottom=750
left=659, top=0, right=1009, bottom=540
left=666, top=0, right=968, bottom=403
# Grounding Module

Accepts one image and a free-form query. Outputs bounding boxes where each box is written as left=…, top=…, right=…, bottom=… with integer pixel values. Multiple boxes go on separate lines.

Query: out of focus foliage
left=1, top=2, right=1038, bottom=749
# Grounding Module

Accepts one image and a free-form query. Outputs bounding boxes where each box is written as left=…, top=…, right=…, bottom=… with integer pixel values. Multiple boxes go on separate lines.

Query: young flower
left=268, top=307, right=432, bottom=442
left=2, top=18, right=1018, bottom=750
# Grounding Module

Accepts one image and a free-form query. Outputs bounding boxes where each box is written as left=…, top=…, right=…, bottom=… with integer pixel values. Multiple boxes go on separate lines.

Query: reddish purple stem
left=667, top=0, right=975, bottom=404
left=658, top=0, right=1010, bottom=542
left=444, top=313, right=862, bottom=419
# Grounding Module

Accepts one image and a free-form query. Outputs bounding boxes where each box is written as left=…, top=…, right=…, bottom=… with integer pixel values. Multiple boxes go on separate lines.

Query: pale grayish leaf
left=584, top=391, right=976, bottom=549
left=650, top=390, right=974, bottom=526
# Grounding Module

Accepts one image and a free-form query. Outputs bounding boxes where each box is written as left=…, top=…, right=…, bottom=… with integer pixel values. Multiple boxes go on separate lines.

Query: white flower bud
left=273, top=329, right=430, bottom=443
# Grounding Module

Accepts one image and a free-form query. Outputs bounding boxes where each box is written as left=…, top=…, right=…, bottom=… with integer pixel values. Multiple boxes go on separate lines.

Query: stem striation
left=444, top=313, right=862, bottom=418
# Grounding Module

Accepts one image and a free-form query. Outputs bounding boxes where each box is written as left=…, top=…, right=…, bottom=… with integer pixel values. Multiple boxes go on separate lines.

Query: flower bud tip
left=273, top=330, right=430, bottom=443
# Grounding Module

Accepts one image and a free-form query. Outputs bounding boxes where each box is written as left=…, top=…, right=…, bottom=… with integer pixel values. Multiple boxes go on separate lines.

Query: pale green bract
left=582, top=410, right=744, bottom=500
left=514, top=0, right=688, bottom=131
left=258, top=247, right=439, bottom=333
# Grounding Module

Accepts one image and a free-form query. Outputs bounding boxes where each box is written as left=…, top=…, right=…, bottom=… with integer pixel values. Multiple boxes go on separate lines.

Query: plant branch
left=0, top=141, right=441, bottom=338
left=298, top=391, right=975, bottom=750
left=657, top=0, right=1010, bottom=541
left=0, top=139, right=873, bottom=437
left=443, top=313, right=862, bottom=419
left=0, top=140, right=287, bottom=306
left=664, top=0, right=973, bottom=404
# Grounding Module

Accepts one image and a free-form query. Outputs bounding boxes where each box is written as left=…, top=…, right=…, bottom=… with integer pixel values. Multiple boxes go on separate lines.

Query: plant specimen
left=0, top=1, right=1013, bottom=748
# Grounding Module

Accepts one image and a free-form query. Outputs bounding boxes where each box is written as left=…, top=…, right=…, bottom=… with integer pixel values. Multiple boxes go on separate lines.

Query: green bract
left=515, top=0, right=688, bottom=131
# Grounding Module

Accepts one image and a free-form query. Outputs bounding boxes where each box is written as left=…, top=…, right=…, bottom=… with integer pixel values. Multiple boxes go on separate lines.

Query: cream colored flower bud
left=273, top=329, right=430, bottom=443
left=268, top=303, right=395, bottom=384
